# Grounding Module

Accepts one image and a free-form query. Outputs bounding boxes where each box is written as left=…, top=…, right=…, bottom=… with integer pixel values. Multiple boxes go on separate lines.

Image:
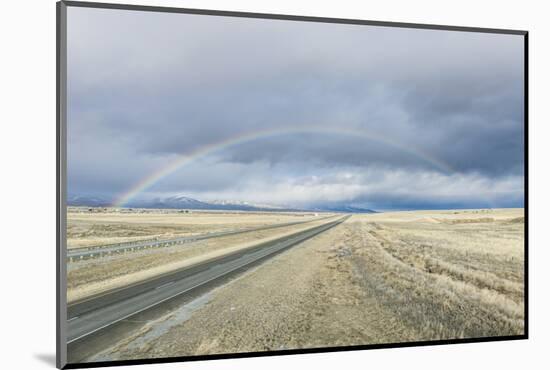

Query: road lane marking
left=67, top=217, right=347, bottom=344
left=155, top=281, right=175, bottom=290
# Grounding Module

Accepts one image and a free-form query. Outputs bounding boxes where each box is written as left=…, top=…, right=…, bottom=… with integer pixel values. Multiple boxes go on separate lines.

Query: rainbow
left=112, top=126, right=455, bottom=207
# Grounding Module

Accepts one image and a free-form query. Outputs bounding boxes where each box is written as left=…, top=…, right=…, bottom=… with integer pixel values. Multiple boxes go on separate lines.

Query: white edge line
left=155, top=281, right=175, bottom=290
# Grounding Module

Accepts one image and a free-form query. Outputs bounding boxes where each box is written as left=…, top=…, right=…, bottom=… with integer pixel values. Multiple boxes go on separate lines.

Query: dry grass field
left=67, top=207, right=318, bottom=249
left=87, top=208, right=525, bottom=361
left=66, top=209, right=329, bottom=302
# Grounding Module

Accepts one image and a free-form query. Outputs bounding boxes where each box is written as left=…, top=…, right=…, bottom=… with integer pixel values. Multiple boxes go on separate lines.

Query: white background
left=1, top=0, right=548, bottom=369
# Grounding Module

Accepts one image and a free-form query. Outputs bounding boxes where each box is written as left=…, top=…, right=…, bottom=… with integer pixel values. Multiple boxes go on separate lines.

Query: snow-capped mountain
left=68, top=194, right=378, bottom=213
left=209, top=199, right=284, bottom=210
left=67, top=195, right=111, bottom=207
left=128, top=195, right=297, bottom=212
left=130, top=195, right=213, bottom=210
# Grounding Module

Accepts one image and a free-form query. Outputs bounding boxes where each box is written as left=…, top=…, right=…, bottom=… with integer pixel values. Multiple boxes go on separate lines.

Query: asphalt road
left=67, top=214, right=336, bottom=260
left=67, top=215, right=349, bottom=345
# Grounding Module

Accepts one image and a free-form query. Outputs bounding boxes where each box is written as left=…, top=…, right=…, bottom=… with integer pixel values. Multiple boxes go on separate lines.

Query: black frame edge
left=523, top=32, right=529, bottom=339
left=57, top=1, right=68, bottom=369
left=62, top=0, right=527, bottom=35
left=64, top=335, right=527, bottom=369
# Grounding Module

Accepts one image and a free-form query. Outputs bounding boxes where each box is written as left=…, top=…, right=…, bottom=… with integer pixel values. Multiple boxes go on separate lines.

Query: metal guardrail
left=67, top=215, right=350, bottom=349
left=68, top=237, right=160, bottom=253
left=66, top=215, right=337, bottom=262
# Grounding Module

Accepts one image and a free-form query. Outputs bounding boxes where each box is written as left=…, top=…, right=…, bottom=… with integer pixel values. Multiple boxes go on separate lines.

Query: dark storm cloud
left=67, top=7, right=524, bottom=209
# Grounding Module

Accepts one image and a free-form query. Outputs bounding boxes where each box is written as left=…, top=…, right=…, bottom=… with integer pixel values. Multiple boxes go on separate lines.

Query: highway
left=67, top=215, right=349, bottom=346
left=67, top=214, right=336, bottom=261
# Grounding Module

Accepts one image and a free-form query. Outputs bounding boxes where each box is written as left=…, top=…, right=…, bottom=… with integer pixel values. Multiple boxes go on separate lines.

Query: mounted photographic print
left=56, top=1, right=528, bottom=368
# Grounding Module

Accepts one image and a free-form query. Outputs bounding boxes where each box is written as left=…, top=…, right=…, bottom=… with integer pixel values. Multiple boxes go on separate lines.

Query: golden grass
left=67, top=208, right=320, bottom=249
left=67, top=216, right=333, bottom=303
left=349, top=209, right=525, bottom=339
left=87, top=209, right=525, bottom=360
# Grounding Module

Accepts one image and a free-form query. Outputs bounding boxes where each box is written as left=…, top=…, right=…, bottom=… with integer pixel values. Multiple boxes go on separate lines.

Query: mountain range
left=67, top=195, right=377, bottom=213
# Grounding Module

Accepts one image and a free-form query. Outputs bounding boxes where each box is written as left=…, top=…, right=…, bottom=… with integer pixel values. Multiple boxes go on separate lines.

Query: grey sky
left=67, top=7, right=524, bottom=210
